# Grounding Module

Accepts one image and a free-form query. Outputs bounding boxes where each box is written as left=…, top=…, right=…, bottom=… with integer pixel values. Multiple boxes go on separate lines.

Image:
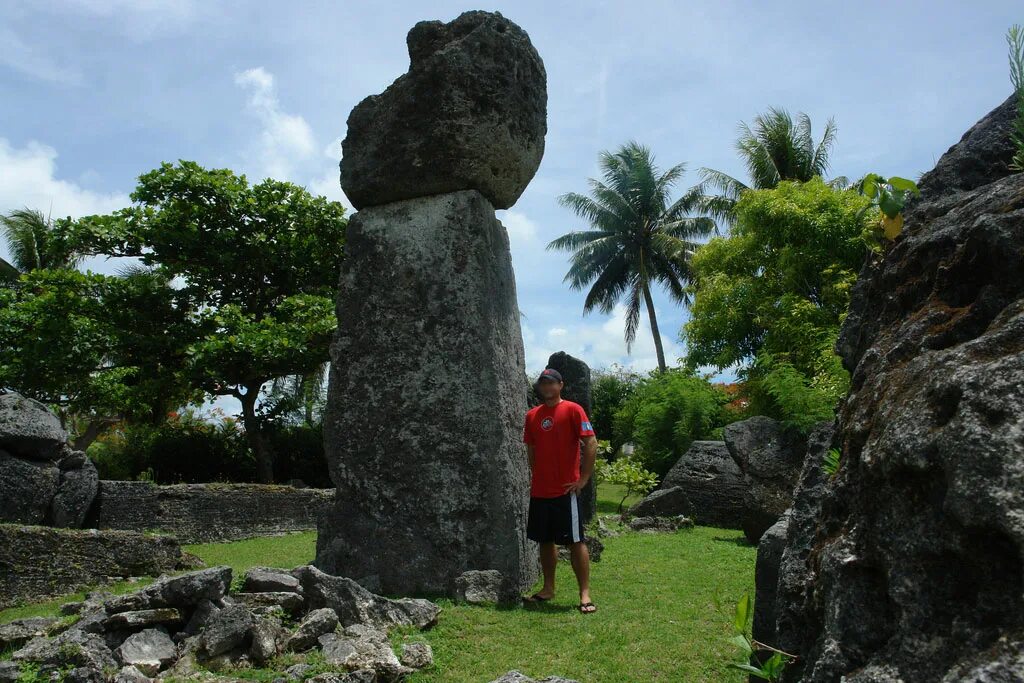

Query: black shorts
left=527, top=492, right=586, bottom=545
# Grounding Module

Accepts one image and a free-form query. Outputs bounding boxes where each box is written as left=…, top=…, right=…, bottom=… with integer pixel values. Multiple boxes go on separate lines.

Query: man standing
left=522, top=367, right=598, bottom=614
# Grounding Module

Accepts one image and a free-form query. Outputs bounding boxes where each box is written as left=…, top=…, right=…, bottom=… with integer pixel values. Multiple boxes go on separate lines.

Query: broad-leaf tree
left=66, top=161, right=347, bottom=482
left=683, top=178, right=871, bottom=425
left=549, top=142, right=716, bottom=372
left=698, top=108, right=845, bottom=224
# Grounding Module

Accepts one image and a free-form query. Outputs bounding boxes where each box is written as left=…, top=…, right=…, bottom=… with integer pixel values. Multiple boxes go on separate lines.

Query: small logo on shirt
left=541, top=417, right=554, bottom=431
left=582, top=421, right=593, bottom=432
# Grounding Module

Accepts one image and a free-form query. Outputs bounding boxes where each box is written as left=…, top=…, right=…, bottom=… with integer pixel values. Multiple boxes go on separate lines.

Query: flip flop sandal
left=523, top=593, right=552, bottom=604
left=579, top=602, right=597, bottom=614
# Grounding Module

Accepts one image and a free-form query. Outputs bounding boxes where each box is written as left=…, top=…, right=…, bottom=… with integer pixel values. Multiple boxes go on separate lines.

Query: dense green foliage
left=1009, top=25, right=1024, bottom=171
left=612, top=369, right=733, bottom=476
left=698, top=108, right=845, bottom=224
left=589, top=365, right=641, bottom=448
left=550, top=142, right=716, bottom=372
left=684, top=178, right=872, bottom=427
left=0, top=268, right=200, bottom=444
left=0, top=208, right=82, bottom=274
left=88, top=409, right=330, bottom=486
left=2, top=161, right=347, bottom=480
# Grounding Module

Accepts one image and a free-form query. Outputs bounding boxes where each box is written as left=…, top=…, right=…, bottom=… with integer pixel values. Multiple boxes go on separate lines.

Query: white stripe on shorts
left=570, top=491, right=581, bottom=543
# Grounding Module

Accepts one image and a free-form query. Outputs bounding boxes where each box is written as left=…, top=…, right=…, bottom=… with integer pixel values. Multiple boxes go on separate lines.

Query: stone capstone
left=339, top=11, right=546, bottom=210
left=104, top=566, right=231, bottom=614
left=318, top=190, right=536, bottom=596
left=102, top=608, right=183, bottom=631
left=243, top=567, right=303, bottom=594
left=724, top=416, right=808, bottom=543
left=0, top=449, right=59, bottom=524
left=658, top=440, right=746, bottom=530
left=0, top=392, right=66, bottom=460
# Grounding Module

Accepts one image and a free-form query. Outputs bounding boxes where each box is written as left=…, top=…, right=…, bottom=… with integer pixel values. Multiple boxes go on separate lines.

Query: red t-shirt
left=522, top=399, right=596, bottom=498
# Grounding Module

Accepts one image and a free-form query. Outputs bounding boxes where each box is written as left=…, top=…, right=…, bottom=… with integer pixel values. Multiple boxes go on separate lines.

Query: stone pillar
left=317, top=10, right=547, bottom=597
left=544, top=351, right=596, bottom=523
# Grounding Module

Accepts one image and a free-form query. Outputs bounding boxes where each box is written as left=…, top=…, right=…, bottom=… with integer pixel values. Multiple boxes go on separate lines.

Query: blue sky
left=1, top=0, right=1020, bottom=378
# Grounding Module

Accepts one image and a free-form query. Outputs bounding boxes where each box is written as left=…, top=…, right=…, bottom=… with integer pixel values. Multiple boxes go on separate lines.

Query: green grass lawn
left=1, top=484, right=756, bottom=682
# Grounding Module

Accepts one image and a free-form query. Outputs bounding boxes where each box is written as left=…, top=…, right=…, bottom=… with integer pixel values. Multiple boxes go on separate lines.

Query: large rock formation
left=319, top=191, right=536, bottom=594
left=724, top=416, right=809, bottom=543
left=339, top=11, right=547, bottom=210
left=544, top=351, right=596, bottom=523
left=0, top=391, right=66, bottom=460
left=654, top=440, right=746, bottom=529
left=320, top=10, right=544, bottom=598
left=763, top=95, right=1024, bottom=682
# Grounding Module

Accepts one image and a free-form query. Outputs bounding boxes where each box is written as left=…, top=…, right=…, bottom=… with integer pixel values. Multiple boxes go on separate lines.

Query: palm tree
left=0, top=208, right=82, bottom=273
left=549, top=142, right=716, bottom=373
left=699, top=108, right=845, bottom=224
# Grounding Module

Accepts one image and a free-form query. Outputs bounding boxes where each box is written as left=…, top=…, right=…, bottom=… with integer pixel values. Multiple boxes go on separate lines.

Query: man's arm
left=565, top=435, right=598, bottom=494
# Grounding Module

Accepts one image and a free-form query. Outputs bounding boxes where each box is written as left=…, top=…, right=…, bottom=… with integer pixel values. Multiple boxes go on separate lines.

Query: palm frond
left=623, top=278, right=642, bottom=351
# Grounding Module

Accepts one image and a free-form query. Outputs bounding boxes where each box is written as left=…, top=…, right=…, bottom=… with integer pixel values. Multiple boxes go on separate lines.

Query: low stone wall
left=90, top=481, right=334, bottom=543
left=0, top=524, right=184, bottom=609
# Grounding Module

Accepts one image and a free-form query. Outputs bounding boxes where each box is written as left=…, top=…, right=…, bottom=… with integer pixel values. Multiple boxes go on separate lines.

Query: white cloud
left=0, top=138, right=128, bottom=219
left=498, top=210, right=539, bottom=246
left=523, top=302, right=685, bottom=375
left=234, top=67, right=315, bottom=181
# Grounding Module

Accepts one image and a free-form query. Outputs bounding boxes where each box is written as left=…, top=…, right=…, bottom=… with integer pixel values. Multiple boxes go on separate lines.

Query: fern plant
left=1009, top=25, right=1024, bottom=171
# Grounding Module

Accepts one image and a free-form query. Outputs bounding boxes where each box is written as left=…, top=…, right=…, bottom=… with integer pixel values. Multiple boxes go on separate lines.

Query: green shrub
left=590, top=365, right=642, bottom=449
left=612, top=369, right=731, bottom=477
left=594, top=456, right=658, bottom=513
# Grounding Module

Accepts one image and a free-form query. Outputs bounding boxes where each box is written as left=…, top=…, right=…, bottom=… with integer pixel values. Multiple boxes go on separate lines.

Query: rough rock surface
left=544, top=351, right=597, bottom=523
left=297, top=565, right=440, bottom=631
left=244, top=566, right=303, bottom=594
left=752, top=513, right=789, bottom=653
left=104, top=566, right=232, bottom=614
left=319, top=625, right=410, bottom=678
left=286, top=607, right=339, bottom=652
left=0, top=450, right=59, bottom=524
left=627, top=485, right=693, bottom=518
left=489, top=672, right=579, bottom=683
left=0, top=525, right=185, bottom=609
left=400, top=641, right=434, bottom=669
left=658, top=440, right=746, bottom=529
left=319, top=190, right=536, bottom=596
left=339, top=11, right=546, bottom=210
left=454, top=569, right=507, bottom=605
left=0, top=617, right=59, bottom=651
left=0, top=391, right=66, bottom=460
left=773, top=95, right=1024, bottom=682
left=115, top=628, right=175, bottom=676
left=92, top=481, right=332, bottom=542
left=50, top=452, right=100, bottom=528
left=724, top=416, right=808, bottom=543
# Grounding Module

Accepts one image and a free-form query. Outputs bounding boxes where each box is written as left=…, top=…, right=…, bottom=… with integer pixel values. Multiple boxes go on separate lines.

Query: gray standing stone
left=339, top=11, right=546, bottom=210
left=0, top=449, right=59, bottom=524
left=50, top=452, right=99, bottom=528
left=545, top=351, right=597, bottom=523
left=752, top=512, right=789, bottom=654
left=724, top=416, right=807, bottom=543
left=318, top=190, right=536, bottom=596
left=659, top=441, right=746, bottom=530
left=115, top=628, right=175, bottom=676
left=0, top=392, right=66, bottom=460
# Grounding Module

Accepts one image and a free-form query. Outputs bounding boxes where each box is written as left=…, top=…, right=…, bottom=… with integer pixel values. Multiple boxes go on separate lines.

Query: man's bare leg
left=536, top=541, right=558, bottom=598
left=569, top=541, right=594, bottom=610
